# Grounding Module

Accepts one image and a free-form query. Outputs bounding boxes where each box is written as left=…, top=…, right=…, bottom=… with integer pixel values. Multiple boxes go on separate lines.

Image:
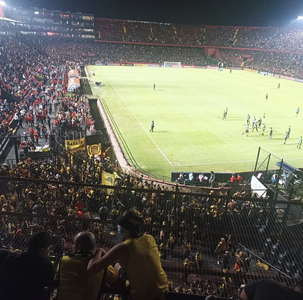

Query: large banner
left=65, top=137, right=85, bottom=153
left=67, top=77, right=80, bottom=92
left=102, top=171, right=115, bottom=194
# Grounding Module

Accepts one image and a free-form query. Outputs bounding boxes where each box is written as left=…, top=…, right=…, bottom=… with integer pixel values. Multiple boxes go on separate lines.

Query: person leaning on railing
left=87, top=209, right=168, bottom=300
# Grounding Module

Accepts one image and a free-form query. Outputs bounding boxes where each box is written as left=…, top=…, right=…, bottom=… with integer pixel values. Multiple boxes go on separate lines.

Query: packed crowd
left=0, top=163, right=300, bottom=290
left=0, top=33, right=302, bottom=299
left=41, top=41, right=210, bottom=66
left=39, top=40, right=303, bottom=79
left=220, top=49, right=303, bottom=78
left=96, top=18, right=303, bottom=53
left=0, top=172, right=301, bottom=299
left=0, top=37, right=67, bottom=153
left=4, top=17, right=303, bottom=53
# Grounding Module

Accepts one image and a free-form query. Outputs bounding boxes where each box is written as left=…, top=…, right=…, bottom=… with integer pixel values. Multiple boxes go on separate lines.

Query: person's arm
left=240, top=289, right=249, bottom=300
left=87, top=243, right=129, bottom=276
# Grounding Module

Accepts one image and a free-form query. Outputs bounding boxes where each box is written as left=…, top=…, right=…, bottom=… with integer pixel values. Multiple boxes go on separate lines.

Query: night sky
left=8, top=0, right=303, bottom=27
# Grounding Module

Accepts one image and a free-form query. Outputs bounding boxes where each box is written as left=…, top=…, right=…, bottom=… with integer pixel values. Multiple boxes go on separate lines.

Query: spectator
left=209, top=171, right=215, bottom=187
left=237, top=174, right=243, bottom=184
left=87, top=209, right=168, bottom=300
left=230, top=174, right=237, bottom=186
left=57, top=231, right=120, bottom=300
left=0, top=231, right=55, bottom=300
left=240, top=278, right=303, bottom=300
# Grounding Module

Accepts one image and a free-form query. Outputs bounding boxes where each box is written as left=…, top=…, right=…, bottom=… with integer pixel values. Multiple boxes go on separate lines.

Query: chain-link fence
left=1, top=175, right=303, bottom=288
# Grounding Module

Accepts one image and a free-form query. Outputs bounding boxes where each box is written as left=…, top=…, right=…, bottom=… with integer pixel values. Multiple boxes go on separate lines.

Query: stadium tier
left=1, top=12, right=303, bottom=300
left=95, top=18, right=303, bottom=53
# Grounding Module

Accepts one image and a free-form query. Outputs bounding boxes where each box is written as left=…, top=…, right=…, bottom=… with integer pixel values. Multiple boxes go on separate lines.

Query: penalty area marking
left=172, top=159, right=256, bottom=167
left=172, top=156, right=303, bottom=167
left=100, top=70, right=173, bottom=166
left=223, top=121, right=283, bottom=159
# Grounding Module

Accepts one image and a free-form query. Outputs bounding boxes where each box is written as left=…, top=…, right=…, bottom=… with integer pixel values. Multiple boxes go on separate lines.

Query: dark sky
left=8, top=0, right=303, bottom=27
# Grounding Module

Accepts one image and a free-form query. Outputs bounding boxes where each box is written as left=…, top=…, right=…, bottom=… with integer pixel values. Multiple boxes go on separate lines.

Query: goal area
left=163, top=62, right=182, bottom=68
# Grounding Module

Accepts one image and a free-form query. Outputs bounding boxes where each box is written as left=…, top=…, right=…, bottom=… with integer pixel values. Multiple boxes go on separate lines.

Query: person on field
left=261, top=123, right=266, bottom=136
left=246, top=114, right=251, bottom=125
left=297, top=136, right=302, bottom=149
left=252, top=120, right=258, bottom=132
left=268, top=127, right=273, bottom=140
left=281, top=131, right=288, bottom=145
left=287, top=126, right=291, bottom=138
left=150, top=120, right=155, bottom=132
left=296, top=107, right=300, bottom=117
left=222, top=107, right=228, bottom=120
left=242, top=125, right=249, bottom=137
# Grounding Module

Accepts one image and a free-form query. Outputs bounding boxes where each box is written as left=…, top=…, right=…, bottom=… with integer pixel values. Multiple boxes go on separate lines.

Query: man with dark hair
left=240, top=278, right=303, bottom=300
left=57, top=231, right=119, bottom=300
left=0, top=231, right=55, bottom=300
left=88, top=209, right=168, bottom=300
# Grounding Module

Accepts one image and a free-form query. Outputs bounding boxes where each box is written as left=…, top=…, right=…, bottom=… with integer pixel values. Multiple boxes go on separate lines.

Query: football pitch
left=87, top=66, right=303, bottom=179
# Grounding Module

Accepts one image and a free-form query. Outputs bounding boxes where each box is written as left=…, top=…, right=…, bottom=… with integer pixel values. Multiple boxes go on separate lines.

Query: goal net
left=163, top=62, right=182, bottom=68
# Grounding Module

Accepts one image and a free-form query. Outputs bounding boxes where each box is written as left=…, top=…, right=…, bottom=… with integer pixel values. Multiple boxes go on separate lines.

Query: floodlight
left=0, top=1, right=6, bottom=6
left=297, top=16, right=303, bottom=20
left=34, top=11, right=39, bottom=15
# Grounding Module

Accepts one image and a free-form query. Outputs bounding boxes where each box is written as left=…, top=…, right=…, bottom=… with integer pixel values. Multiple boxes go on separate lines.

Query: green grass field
left=87, top=66, right=303, bottom=179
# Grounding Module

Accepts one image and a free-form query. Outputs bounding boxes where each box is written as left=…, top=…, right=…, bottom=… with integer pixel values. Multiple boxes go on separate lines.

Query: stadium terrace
left=0, top=5, right=303, bottom=300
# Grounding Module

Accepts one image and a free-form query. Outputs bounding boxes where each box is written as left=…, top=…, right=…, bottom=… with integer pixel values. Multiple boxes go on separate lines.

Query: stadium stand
left=95, top=19, right=303, bottom=53
left=1, top=16, right=303, bottom=300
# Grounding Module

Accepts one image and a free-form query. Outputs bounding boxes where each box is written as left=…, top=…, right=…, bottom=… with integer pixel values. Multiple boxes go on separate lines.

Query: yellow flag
left=102, top=171, right=115, bottom=195
left=87, top=143, right=102, bottom=156
left=256, top=260, right=269, bottom=270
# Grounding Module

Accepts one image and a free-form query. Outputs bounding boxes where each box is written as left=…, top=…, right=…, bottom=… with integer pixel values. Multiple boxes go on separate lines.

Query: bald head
left=73, top=232, right=96, bottom=254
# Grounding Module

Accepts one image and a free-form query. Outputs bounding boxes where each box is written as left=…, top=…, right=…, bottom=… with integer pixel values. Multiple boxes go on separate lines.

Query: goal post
left=163, top=62, right=182, bottom=68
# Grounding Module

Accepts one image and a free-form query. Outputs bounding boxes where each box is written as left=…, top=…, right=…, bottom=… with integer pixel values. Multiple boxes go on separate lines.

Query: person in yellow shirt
left=57, top=232, right=120, bottom=300
left=88, top=209, right=168, bottom=300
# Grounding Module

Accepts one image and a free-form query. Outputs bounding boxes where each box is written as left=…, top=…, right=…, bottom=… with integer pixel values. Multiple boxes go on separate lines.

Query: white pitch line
left=100, top=71, right=173, bottom=166
left=164, top=156, right=303, bottom=167
left=223, top=121, right=283, bottom=159
left=173, top=159, right=256, bottom=167
left=284, top=157, right=303, bottom=161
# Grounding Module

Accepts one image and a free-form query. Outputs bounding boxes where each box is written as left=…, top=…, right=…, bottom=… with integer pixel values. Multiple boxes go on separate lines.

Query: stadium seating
left=95, top=18, right=303, bottom=53
left=1, top=21, right=303, bottom=299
